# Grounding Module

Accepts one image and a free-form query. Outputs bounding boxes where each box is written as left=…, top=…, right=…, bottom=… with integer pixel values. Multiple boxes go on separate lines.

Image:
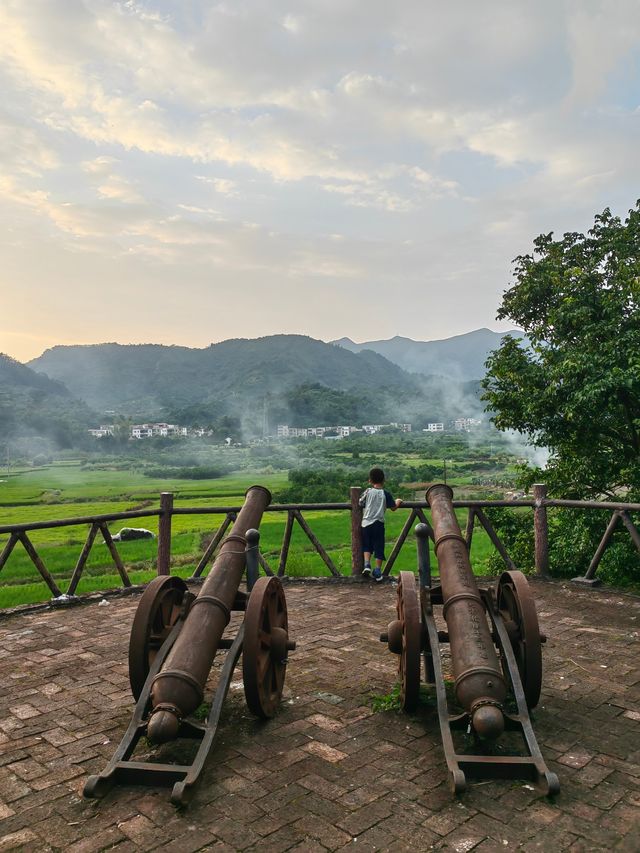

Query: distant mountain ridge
left=0, top=353, right=95, bottom=447
left=332, top=328, right=524, bottom=380
left=1, top=352, right=73, bottom=396
left=27, top=335, right=418, bottom=415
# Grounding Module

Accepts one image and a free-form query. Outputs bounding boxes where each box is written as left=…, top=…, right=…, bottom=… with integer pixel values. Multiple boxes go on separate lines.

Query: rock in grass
left=108, top=527, right=156, bottom=542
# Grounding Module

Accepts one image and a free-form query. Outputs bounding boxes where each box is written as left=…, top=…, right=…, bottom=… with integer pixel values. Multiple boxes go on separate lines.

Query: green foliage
left=482, top=204, right=640, bottom=585
left=274, top=469, right=369, bottom=502
left=545, top=510, right=640, bottom=586
left=143, top=466, right=229, bottom=480
left=193, top=702, right=211, bottom=721
left=370, top=683, right=402, bottom=713
left=31, top=453, right=53, bottom=467
left=282, top=383, right=374, bottom=426
left=273, top=467, right=411, bottom=502
left=0, top=353, right=95, bottom=452
left=485, top=508, right=535, bottom=575
left=486, top=506, right=640, bottom=587
left=483, top=203, right=640, bottom=499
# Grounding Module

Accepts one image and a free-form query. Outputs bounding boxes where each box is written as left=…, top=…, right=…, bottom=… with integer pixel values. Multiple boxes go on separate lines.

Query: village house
left=130, top=423, right=188, bottom=439
left=87, top=425, right=115, bottom=438
left=276, top=422, right=410, bottom=439
left=454, top=417, right=482, bottom=432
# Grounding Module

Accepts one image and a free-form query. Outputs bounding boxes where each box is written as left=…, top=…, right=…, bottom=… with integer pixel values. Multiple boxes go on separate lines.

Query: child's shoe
left=363, top=563, right=372, bottom=577
left=372, top=567, right=383, bottom=582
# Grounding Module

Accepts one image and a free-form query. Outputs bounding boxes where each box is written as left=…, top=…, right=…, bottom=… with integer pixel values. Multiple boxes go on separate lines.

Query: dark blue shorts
left=362, top=521, right=386, bottom=560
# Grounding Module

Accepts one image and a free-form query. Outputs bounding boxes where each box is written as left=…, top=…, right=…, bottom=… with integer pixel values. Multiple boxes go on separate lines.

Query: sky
left=1, top=0, right=639, bottom=363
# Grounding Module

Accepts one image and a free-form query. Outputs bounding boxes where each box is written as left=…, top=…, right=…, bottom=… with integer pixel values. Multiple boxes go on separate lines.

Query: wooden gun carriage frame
left=381, top=486, right=559, bottom=796
left=84, top=488, right=294, bottom=806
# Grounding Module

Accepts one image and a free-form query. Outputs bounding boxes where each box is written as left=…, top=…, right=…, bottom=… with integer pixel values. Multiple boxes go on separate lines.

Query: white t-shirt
left=359, top=487, right=395, bottom=527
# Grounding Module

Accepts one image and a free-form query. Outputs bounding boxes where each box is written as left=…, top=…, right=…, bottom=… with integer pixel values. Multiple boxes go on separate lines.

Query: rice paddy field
left=0, top=460, right=501, bottom=609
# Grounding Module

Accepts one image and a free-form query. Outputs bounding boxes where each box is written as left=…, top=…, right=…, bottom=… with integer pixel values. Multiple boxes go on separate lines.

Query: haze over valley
left=0, top=328, right=519, bottom=453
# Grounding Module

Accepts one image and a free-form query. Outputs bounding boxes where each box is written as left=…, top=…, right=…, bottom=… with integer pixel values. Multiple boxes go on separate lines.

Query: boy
left=359, top=467, right=402, bottom=582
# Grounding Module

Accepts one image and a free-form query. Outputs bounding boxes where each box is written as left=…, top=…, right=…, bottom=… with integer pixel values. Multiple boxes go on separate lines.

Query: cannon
left=84, top=486, right=295, bottom=805
left=381, top=484, right=559, bottom=795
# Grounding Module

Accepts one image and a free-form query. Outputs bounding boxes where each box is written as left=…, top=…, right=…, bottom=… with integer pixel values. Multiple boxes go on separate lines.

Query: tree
left=482, top=203, right=640, bottom=499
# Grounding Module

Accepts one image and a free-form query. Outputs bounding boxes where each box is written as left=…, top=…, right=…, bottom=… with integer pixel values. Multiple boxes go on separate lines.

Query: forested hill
left=0, top=353, right=95, bottom=448
left=332, top=328, right=524, bottom=380
left=28, top=336, right=419, bottom=414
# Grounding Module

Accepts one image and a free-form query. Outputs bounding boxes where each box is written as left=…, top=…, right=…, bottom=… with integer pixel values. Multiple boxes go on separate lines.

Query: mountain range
left=0, top=329, right=517, bottom=448
left=27, top=336, right=417, bottom=415
left=332, top=328, right=523, bottom=379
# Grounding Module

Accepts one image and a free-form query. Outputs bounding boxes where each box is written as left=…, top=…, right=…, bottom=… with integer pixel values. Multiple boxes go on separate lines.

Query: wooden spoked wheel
left=496, top=570, right=542, bottom=709
left=397, top=571, right=421, bottom=712
left=243, top=576, right=291, bottom=718
left=128, top=575, right=188, bottom=701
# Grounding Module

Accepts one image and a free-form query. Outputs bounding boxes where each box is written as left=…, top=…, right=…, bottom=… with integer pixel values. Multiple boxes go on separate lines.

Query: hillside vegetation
left=24, top=334, right=486, bottom=433
left=0, top=354, right=96, bottom=452
left=28, top=336, right=417, bottom=415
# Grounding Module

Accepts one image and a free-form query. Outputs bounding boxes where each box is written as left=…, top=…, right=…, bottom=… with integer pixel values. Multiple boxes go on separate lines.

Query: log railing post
left=278, top=510, right=295, bottom=577
left=98, top=523, right=131, bottom=587
left=583, top=511, right=620, bottom=581
left=475, top=509, right=517, bottom=571
left=190, top=512, right=236, bottom=580
left=157, top=492, right=173, bottom=576
left=18, top=532, right=62, bottom=598
left=620, top=511, right=640, bottom=554
left=350, top=487, right=363, bottom=575
left=533, top=484, right=550, bottom=578
left=384, top=509, right=417, bottom=576
left=464, top=508, right=476, bottom=552
left=67, top=523, right=100, bottom=596
left=294, top=510, right=339, bottom=576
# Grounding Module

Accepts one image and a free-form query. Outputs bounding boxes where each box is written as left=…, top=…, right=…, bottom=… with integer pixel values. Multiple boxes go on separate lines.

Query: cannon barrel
left=426, top=484, right=507, bottom=739
left=147, top=485, right=271, bottom=742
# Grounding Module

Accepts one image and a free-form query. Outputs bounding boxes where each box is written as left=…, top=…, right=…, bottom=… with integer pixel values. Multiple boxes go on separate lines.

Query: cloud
left=0, top=1, right=639, bottom=361
left=195, top=176, right=238, bottom=197
left=0, top=111, right=59, bottom=175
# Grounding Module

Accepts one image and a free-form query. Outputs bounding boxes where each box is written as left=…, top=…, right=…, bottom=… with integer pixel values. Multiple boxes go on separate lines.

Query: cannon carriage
left=84, top=485, right=295, bottom=806
left=381, top=484, right=559, bottom=795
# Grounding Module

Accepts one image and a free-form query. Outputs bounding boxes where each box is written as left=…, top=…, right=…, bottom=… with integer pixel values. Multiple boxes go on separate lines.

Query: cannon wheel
left=397, top=571, right=421, bottom=712
left=128, top=575, right=188, bottom=701
left=243, top=576, right=289, bottom=718
left=496, top=571, right=542, bottom=709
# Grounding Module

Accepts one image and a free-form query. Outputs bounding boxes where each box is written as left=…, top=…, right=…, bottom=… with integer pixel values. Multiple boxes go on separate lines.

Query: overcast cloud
left=1, top=0, right=638, bottom=361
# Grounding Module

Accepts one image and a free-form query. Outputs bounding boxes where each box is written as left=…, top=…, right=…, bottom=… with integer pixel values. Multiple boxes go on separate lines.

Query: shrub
left=486, top=506, right=640, bottom=587
left=143, top=466, right=228, bottom=480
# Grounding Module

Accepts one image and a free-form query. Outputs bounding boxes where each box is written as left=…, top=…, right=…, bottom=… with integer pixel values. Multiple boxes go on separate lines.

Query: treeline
left=273, top=468, right=412, bottom=503
left=482, top=203, right=640, bottom=587
left=142, top=465, right=229, bottom=480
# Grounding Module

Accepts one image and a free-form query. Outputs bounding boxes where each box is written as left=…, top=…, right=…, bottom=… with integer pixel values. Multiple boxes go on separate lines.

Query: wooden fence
left=1, top=484, right=640, bottom=602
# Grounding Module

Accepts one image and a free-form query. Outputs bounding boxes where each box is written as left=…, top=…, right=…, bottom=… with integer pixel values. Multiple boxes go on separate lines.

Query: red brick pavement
left=0, top=578, right=639, bottom=851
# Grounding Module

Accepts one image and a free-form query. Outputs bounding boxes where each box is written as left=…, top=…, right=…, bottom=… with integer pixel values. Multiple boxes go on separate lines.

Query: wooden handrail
left=2, top=489, right=639, bottom=600
left=3, top=497, right=638, bottom=536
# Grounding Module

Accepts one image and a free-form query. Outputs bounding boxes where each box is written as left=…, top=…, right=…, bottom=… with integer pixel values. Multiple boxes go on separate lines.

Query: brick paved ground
left=0, top=577, right=639, bottom=852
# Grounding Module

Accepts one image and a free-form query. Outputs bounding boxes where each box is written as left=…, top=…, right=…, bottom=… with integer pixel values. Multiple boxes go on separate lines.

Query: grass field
left=0, top=462, right=499, bottom=608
